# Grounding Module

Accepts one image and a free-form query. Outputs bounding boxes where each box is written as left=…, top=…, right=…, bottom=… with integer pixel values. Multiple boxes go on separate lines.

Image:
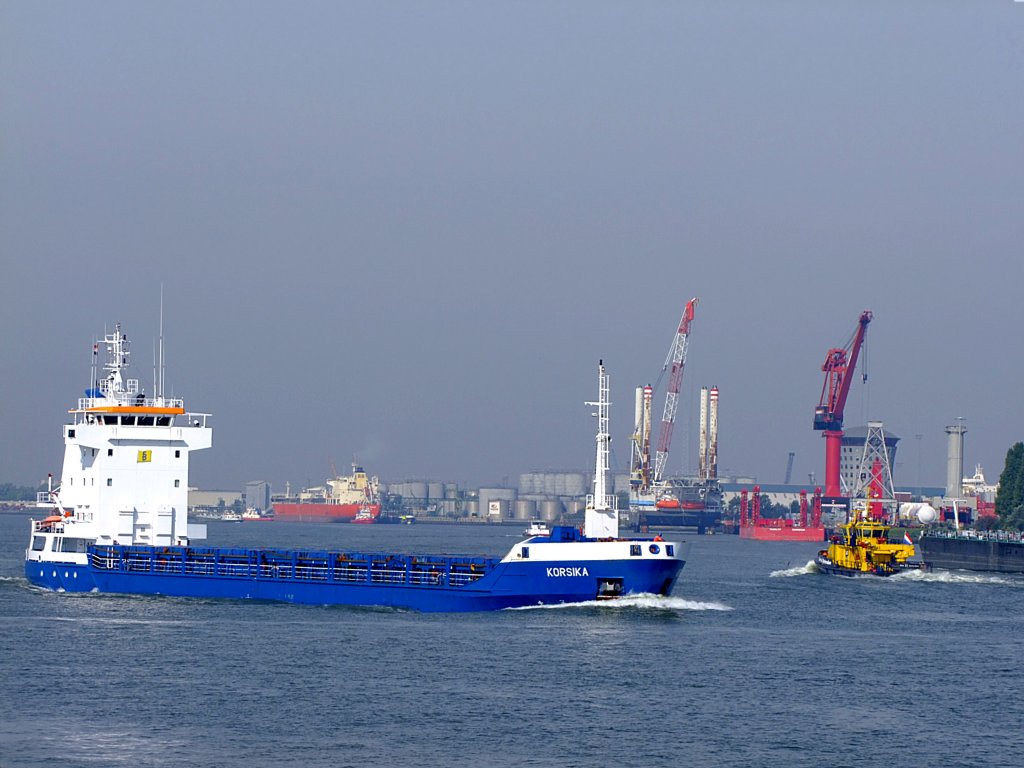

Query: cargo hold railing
left=88, top=546, right=495, bottom=588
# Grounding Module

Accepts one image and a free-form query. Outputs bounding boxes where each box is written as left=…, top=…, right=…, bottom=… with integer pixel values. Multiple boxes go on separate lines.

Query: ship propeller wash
left=26, top=328, right=686, bottom=611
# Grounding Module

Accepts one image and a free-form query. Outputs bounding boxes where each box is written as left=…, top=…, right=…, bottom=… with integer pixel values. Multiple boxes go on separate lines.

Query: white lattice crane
left=653, top=298, right=697, bottom=484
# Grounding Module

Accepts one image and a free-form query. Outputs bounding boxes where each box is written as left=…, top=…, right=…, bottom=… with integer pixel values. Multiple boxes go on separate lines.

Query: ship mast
left=585, top=360, right=618, bottom=539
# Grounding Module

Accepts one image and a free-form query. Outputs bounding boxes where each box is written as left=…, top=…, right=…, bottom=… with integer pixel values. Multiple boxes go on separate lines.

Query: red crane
left=813, top=310, right=872, bottom=497
left=653, top=298, right=698, bottom=484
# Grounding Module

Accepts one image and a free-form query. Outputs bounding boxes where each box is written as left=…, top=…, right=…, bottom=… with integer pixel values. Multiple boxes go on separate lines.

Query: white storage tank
left=514, top=499, right=537, bottom=521
left=539, top=500, right=563, bottom=522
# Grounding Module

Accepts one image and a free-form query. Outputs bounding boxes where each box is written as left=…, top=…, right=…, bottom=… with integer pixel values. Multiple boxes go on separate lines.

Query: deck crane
left=653, top=298, right=698, bottom=484
left=814, top=310, right=872, bottom=498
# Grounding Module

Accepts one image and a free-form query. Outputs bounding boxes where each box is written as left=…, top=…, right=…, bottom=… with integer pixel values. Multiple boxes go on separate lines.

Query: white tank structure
left=708, top=386, right=719, bottom=480
left=427, top=482, right=443, bottom=501
left=945, top=420, right=967, bottom=499
left=916, top=504, right=938, bottom=525
left=478, top=488, right=516, bottom=519
left=464, top=500, right=480, bottom=516
left=539, top=499, right=564, bottom=522
left=699, top=387, right=709, bottom=480
left=513, top=500, right=537, bottom=521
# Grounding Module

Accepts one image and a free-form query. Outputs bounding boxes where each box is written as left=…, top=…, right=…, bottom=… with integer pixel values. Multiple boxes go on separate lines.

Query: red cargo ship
left=738, top=486, right=825, bottom=542
left=273, top=464, right=381, bottom=523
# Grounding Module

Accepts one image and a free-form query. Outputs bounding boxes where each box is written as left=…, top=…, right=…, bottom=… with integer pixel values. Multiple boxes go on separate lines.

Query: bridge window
left=521, top=547, right=529, bottom=559
left=667, top=544, right=675, bottom=557
left=121, top=416, right=135, bottom=426
left=32, top=536, right=45, bottom=551
left=157, top=416, right=171, bottom=426
left=630, top=544, right=641, bottom=556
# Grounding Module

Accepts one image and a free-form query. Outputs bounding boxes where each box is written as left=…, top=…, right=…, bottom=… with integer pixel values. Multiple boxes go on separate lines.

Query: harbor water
left=2, top=513, right=1023, bottom=768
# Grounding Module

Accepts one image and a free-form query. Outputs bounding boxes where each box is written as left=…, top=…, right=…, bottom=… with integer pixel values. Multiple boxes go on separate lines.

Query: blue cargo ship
left=25, top=326, right=685, bottom=611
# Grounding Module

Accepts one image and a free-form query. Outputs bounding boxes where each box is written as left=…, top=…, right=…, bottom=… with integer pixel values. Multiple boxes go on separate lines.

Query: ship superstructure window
left=106, top=478, right=112, bottom=486
left=68, top=429, right=76, bottom=438
left=103, top=415, right=117, bottom=425
left=521, top=547, right=529, bottom=559
left=157, top=416, right=171, bottom=426
left=174, top=479, right=180, bottom=488
left=121, top=416, right=135, bottom=426
left=175, top=450, right=180, bottom=458
left=666, top=545, right=675, bottom=557
left=138, top=416, right=154, bottom=426
left=31, top=536, right=45, bottom=551
left=630, top=544, right=641, bottom=556
left=108, top=449, right=113, bottom=456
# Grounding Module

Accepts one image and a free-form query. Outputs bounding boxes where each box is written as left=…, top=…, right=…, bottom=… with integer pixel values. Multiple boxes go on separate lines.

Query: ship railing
left=76, top=396, right=186, bottom=411
left=84, top=545, right=497, bottom=586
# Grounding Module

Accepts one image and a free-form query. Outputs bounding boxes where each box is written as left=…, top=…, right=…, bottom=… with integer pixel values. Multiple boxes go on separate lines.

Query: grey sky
left=2, top=2, right=1022, bottom=494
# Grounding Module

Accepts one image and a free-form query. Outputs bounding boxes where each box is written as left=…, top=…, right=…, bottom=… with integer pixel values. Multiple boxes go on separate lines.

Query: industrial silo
left=514, top=499, right=537, bottom=521
left=539, top=499, right=563, bottom=522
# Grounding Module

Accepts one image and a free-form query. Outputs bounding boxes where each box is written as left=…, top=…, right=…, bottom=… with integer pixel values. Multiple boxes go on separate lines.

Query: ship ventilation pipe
left=752, top=485, right=761, bottom=525
left=799, top=490, right=808, bottom=528
left=812, top=488, right=822, bottom=529
left=740, top=489, right=748, bottom=527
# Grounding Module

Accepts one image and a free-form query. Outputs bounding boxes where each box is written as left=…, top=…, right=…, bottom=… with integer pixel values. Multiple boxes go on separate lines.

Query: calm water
left=2, top=512, right=1023, bottom=768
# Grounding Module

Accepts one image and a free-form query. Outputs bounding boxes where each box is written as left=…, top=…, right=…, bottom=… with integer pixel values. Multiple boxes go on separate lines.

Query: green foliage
left=0, top=483, right=42, bottom=501
left=996, top=442, right=1024, bottom=531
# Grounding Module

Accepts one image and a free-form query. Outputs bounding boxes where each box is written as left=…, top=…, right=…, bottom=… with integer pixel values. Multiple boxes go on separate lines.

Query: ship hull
left=919, top=533, right=1024, bottom=573
left=25, top=544, right=684, bottom=612
left=813, top=552, right=921, bottom=577
left=740, top=525, right=825, bottom=542
left=271, top=502, right=379, bottom=523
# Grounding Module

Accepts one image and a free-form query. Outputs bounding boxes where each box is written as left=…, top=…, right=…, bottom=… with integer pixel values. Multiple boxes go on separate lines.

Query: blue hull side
left=26, top=556, right=684, bottom=612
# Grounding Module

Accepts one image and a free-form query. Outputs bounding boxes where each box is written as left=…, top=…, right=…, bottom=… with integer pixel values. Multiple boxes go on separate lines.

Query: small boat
left=815, top=514, right=920, bottom=577
left=524, top=520, right=550, bottom=537
left=350, top=507, right=378, bottom=524
left=242, top=507, right=273, bottom=521
left=222, top=511, right=243, bottom=522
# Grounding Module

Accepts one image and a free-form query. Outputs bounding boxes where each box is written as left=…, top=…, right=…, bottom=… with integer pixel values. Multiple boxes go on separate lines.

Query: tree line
left=996, top=442, right=1024, bottom=530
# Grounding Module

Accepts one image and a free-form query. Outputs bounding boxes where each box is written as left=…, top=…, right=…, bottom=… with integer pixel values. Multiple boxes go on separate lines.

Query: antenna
left=158, top=286, right=165, bottom=400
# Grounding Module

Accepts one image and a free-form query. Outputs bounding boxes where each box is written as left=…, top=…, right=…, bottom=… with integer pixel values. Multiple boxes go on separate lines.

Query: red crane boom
left=653, top=298, right=698, bottom=483
left=813, top=310, right=872, bottom=497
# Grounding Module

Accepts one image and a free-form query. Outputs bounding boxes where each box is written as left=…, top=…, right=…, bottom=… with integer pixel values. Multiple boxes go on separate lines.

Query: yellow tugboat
left=815, top=514, right=921, bottom=577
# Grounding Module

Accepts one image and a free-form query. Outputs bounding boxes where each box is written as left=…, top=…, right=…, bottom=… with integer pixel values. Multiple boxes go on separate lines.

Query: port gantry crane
left=652, top=298, right=698, bottom=485
left=814, top=310, right=872, bottom=498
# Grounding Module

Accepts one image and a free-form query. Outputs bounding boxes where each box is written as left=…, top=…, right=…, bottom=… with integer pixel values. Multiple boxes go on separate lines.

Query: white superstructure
left=27, top=323, right=211, bottom=568
left=584, top=360, right=618, bottom=539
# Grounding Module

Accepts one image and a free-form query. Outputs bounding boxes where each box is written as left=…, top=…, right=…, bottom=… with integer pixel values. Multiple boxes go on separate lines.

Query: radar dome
left=916, top=504, right=938, bottom=525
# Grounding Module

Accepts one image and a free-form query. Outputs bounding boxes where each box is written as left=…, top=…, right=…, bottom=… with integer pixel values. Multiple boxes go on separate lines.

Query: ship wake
left=770, top=560, right=819, bottom=578
left=892, top=568, right=1024, bottom=586
left=509, top=594, right=732, bottom=612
